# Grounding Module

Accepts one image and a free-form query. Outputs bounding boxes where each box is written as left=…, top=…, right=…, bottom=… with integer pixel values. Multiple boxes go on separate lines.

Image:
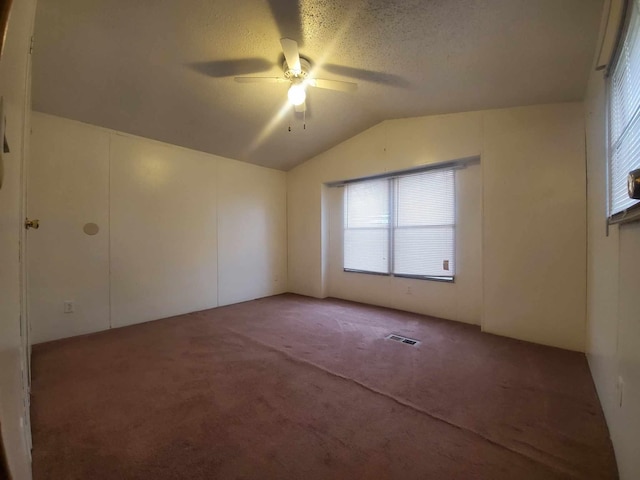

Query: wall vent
left=386, top=334, right=420, bottom=346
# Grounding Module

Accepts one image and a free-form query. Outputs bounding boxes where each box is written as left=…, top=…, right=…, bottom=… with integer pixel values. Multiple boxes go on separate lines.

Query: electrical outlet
left=406, top=286, right=412, bottom=295
left=63, top=301, right=74, bottom=314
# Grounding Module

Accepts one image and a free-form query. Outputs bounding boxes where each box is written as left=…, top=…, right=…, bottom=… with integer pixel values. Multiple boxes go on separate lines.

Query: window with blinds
left=344, top=169, right=455, bottom=280
left=609, top=0, right=640, bottom=215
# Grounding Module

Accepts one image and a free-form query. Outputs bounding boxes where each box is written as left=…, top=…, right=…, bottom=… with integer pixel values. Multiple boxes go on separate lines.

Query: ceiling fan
left=234, top=38, right=358, bottom=113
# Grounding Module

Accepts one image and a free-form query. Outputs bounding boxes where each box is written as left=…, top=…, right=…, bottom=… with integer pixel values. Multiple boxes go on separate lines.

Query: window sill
left=343, top=269, right=455, bottom=283
left=609, top=201, right=640, bottom=225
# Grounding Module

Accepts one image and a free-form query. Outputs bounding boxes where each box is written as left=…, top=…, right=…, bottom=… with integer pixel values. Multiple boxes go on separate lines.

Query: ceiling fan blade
left=189, top=58, right=273, bottom=78
left=323, top=64, right=410, bottom=88
left=294, top=101, right=306, bottom=113
left=308, top=78, right=357, bottom=93
left=267, top=0, right=303, bottom=44
left=234, top=77, right=288, bottom=84
left=280, top=38, right=301, bottom=73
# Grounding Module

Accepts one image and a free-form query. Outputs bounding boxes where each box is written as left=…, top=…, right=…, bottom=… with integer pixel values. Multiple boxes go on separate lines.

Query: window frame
left=607, top=0, right=640, bottom=225
left=341, top=164, right=459, bottom=283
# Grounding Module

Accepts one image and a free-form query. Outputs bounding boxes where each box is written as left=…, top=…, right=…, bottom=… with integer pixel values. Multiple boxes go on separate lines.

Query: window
left=609, top=0, right=640, bottom=216
left=343, top=168, right=455, bottom=281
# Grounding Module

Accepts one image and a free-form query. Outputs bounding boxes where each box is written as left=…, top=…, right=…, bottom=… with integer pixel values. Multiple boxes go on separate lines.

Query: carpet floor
left=31, top=294, right=617, bottom=479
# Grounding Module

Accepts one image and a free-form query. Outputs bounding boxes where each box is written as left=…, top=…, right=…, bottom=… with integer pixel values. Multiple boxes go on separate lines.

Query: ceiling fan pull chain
left=304, top=110, right=306, bottom=130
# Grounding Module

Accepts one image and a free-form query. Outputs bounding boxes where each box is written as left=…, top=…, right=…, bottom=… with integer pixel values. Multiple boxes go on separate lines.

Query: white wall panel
left=585, top=65, right=640, bottom=480
left=29, top=114, right=110, bottom=343
left=585, top=69, right=620, bottom=423
left=29, top=113, right=287, bottom=340
left=217, top=159, right=287, bottom=306
left=109, top=134, right=218, bottom=327
left=482, top=104, right=587, bottom=351
left=615, top=222, right=640, bottom=479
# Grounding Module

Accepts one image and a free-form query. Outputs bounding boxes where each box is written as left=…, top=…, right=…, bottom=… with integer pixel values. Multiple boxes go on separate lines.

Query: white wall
left=482, top=105, right=587, bottom=351
left=0, top=0, right=37, bottom=478
left=28, top=113, right=287, bottom=343
left=585, top=67, right=640, bottom=480
left=217, top=159, right=287, bottom=306
left=28, top=118, right=111, bottom=339
left=109, top=134, right=219, bottom=328
left=288, top=104, right=587, bottom=350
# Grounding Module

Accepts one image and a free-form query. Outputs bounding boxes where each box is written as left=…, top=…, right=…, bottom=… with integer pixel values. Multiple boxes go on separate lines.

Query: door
left=18, top=31, right=35, bottom=456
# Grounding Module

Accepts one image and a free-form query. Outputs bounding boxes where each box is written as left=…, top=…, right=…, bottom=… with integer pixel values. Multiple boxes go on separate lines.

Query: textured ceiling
left=32, top=0, right=603, bottom=170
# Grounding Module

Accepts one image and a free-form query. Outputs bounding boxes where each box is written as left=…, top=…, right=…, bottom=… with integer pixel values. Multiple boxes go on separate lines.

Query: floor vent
left=386, top=334, right=420, bottom=346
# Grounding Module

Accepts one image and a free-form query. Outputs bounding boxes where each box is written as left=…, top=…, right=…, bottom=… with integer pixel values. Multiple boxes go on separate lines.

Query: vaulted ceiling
left=32, top=0, right=603, bottom=170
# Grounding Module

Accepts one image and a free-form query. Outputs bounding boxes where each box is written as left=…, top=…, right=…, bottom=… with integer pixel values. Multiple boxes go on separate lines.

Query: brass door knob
left=25, top=218, right=39, bottom=230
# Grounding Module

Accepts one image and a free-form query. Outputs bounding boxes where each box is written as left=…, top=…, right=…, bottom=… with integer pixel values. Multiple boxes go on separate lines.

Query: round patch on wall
left=83, top=223, right=99, bottom=236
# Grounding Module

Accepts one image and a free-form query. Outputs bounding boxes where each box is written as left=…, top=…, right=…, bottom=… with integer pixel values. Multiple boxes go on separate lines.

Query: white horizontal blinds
left=393, top=170, right=455, bottom=277
left=610, top=0, right=640, bottom=214
left=343, top=179, right=390, bottom=273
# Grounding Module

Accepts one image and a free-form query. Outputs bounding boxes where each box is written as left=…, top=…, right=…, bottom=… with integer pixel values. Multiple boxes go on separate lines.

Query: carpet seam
left=223, top=325, right=582, bottom=480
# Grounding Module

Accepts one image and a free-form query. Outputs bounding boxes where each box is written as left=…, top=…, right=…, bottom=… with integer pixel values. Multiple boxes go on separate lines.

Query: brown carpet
left=30, top=294, right=617, bottom=479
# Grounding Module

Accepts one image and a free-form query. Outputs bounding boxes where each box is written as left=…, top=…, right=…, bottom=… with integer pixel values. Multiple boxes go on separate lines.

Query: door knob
left=25, top=218, right=39, bottom=230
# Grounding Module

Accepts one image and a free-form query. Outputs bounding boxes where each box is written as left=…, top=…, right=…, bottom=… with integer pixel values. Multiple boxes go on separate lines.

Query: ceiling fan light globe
left=288, top=84, right=306, bottom=106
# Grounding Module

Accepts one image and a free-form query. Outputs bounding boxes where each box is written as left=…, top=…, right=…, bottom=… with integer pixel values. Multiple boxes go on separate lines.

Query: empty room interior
left=1, top=0, right=640, bottom=478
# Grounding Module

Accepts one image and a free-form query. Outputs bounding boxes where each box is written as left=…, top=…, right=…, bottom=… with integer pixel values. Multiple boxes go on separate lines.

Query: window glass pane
left=393, top=169, right=455, bottom=277
left=396, top=170, right=455, bottom=226
left=344, top=179, right=389, bottom=273
left=343, top=168, right=456, bottom=279
left=344, top=179, right=389, bottom=228
left=344, top=229, right=389, bottom=273
left=610, top=0, right=640, bottom=214
left=393, top=226, right=455, bottom=277
left=611, top=115, right=640, bottom=212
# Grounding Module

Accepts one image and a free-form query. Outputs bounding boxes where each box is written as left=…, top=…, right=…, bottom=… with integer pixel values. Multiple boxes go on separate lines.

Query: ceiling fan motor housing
left=284, top=58, right=312, bottom=80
